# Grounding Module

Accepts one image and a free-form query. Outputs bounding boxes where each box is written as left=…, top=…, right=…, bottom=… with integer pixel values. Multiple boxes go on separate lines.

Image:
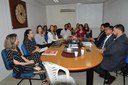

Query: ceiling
left=36, top=0, right=109, bottom=5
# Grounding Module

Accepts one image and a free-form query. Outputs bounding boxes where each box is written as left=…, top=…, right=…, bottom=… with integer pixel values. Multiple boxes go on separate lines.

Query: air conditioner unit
left=60, top=9, right=75, bottom=12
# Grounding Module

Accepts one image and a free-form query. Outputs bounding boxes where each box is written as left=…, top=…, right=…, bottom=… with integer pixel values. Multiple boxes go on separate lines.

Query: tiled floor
left=0, top=71, right=127, bottom=85
left=71, top=71, right=128, bottom=85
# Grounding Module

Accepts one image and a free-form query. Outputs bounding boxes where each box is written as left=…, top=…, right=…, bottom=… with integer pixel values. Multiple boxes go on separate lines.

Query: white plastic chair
left=42, top=62, right=76, bottom=85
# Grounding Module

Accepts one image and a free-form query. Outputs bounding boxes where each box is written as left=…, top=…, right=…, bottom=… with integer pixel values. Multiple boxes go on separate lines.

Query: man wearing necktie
left=98, top=26, right=115, bottom=50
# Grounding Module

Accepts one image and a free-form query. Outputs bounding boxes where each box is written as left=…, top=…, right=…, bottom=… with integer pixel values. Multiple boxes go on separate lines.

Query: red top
left=76, top=31, right=85, bottom=38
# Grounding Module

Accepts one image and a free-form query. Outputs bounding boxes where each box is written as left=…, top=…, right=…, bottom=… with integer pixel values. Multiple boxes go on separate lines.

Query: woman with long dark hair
left=76, top=24, right=85, bottom=38
left=84, top=23, right=92, bottom=38
left=43, top=25, right=48, bottom=43
left=23, top=29, right=47, bottom=55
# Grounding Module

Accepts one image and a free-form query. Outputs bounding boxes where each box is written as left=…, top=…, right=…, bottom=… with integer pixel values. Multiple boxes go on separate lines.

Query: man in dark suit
left=95, top=24, right=128, bottom=84
left=98, top=26, right=115, bottom=49
left=93, top=23, right=110, bottom=47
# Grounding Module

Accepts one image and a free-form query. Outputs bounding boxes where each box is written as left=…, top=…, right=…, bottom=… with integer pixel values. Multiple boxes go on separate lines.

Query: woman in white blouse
left=35, top=25, right=51, bottom=47
left=48, top=25, right=58, bottom=43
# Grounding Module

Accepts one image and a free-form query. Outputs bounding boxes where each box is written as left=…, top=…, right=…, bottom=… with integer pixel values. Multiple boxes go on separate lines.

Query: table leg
left=86, top=69, right=94, bottom=85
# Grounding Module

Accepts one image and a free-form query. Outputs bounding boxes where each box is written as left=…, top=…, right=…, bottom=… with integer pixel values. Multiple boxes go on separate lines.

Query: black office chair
left=120, top=55, right=128, bottom=85
left=1, top=49, right=41, bottom=85
left=103, top=55, right=128, bottom=85
left=56, top=28, right=63, bottom=38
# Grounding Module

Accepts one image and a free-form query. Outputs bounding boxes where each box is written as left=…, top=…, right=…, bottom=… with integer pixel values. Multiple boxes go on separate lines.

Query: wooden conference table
left=41, top=42, right=103, bottom=85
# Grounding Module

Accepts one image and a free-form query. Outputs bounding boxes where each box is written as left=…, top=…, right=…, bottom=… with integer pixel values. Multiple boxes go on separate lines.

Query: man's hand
left=97, top=48, right=106, bottom=54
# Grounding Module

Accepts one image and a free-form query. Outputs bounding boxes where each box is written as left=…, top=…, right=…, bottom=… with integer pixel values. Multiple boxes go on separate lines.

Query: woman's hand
left=43, top=42, right=47, bottom=44
left=28, top=60, right=34, bottom=64
left=13, top=59, right=34, bottom=66
left=33, top=47, right=40, bottom=53
left=89, top=38, right=95, bottom=42
left=35, top=47, right=40, bottom=52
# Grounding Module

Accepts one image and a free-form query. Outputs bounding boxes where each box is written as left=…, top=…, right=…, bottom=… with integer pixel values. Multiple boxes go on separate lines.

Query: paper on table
left=42, top=50, right=58, bottom=56
left=38, top=47, right=48, bottom=53
left=69, top=44, right=79, bottom=48
left=82, top=42, right=92, bottom=47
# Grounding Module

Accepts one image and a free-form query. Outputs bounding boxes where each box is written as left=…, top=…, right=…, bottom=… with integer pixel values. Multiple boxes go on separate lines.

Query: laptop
left=51, top=41, right=62, bottom=47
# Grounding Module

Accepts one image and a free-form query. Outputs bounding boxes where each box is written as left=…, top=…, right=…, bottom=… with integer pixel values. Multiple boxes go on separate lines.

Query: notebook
left=42, top=50, right=58, bottom=56
left=38, top=47, right=48, bottom=53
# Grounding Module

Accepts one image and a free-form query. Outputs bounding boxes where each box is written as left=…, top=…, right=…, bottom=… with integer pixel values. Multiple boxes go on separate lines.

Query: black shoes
left=42, top=79, right=50, bottom=85
left=99, top=74, right=105, bottom=78
left=104, top=76, right=116, bottom=85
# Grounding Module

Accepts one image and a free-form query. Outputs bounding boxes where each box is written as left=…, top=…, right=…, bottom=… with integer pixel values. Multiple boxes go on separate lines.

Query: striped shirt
left=24, top=38, right=36, bottom=55
left=6, top=47, right=24, bottom=66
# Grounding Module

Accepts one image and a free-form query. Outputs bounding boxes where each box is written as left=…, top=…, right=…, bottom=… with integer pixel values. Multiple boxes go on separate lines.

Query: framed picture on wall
left=9, top=0, right=28, bottom=29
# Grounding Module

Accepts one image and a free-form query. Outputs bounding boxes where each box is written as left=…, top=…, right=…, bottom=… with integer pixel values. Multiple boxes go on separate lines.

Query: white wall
left=76, top=3, right=103, bottom=29
left=76, top=3, right=103, bottom=37
left=103, top=0, right=128, bottom=34
left=0, top=0, right=46, bottom=81
left=46, top=4, right=103, bottom=37
left=46, top=4, right=76, bottom=28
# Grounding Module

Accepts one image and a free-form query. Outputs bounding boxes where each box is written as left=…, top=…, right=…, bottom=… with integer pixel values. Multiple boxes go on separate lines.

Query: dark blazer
left=99, top=34, right=115, bottom=48
left=101, top=34, right=128, bottom=71
left=94, top=31, right=106, bottom=47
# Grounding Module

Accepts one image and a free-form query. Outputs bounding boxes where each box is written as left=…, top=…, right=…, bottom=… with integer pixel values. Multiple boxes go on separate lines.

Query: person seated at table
left=75, top=23, right=79, bottom=31
left=23, top=29, right=47, bottom=55
left=4, top=33, right=49, bottom=85
left=98, top=25, right=115, bottom=50
left=43, top=25, right=48, bottom=43
left=54, top=25, right=63, bottom=38
left=73, top=23, right=80, bottom=35
left=67, top=23, right=74, bottom=35
left=95, top=24, right=128, bottom=85
left=60, top=24, right=71, bottom=40
left=90, top=23, right=110, bottom=47
left=47, top=25, right=58, bottom=43
left=35, top=25, right=51, bottom=48
left=54, top=25, right=57, bottom=32
left=84, top=23, right=92, bottom=38
left=75, top=24, right=85, bottom=38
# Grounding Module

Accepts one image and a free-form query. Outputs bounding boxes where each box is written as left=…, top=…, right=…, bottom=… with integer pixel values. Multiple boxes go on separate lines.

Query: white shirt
left=102, top=34, right=112, bottom=48
left=60, top=29, right=71, bottom=39
left=48, top=32, right=58, bottom=43
left=34, top=34, right=46, bottom=45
